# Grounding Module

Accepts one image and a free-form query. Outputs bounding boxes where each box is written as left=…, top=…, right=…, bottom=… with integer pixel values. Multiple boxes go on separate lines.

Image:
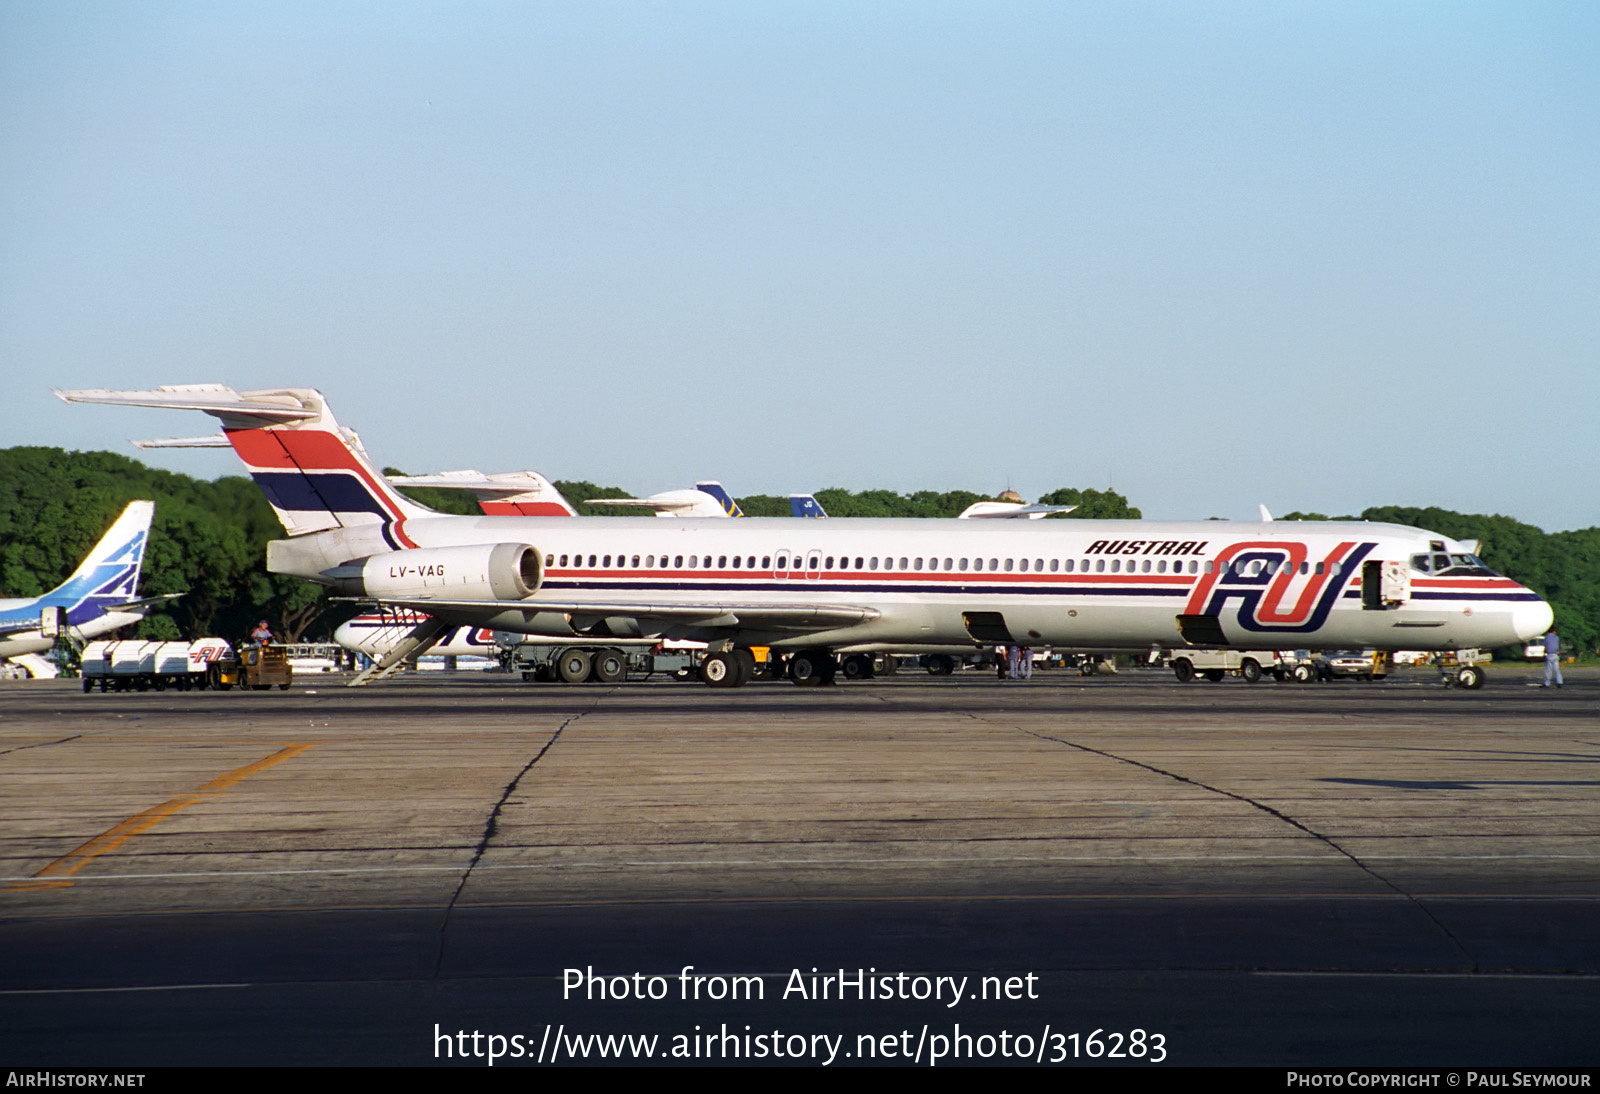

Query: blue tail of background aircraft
left=789, top=494, right=827, bottom=518
left=694, top=481, right=744, bottom=518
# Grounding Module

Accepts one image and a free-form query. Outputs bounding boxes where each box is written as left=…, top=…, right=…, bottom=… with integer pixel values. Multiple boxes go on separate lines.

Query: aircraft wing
left=334, top=596, right=879, bottom=632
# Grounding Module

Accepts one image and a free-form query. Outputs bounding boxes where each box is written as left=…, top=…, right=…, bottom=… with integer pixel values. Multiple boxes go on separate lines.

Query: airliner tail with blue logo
left=0, top=500, right=168, bottom=666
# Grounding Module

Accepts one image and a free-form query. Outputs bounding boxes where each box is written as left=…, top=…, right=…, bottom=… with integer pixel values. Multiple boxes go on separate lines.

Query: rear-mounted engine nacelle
left=328, top=543, right=542, bottom=601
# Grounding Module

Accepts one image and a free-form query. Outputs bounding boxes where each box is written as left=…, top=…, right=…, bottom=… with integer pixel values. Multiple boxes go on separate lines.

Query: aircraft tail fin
left=58, top=385, right=431, bottom=537
left=50, top=500, right=155, bottom=605
left=789, top=494, right=828, bottom=518
left=694, top=481, right=744, bottom=517
left=384, top=469, right=579, bottom=517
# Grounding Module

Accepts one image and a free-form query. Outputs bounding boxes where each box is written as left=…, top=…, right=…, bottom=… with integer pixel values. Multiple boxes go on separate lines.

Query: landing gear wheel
left=1240, top=658, right=1262, bottom=684
left=556, top=649, right=592, bottom=683
left=841, top=653, right=874, bottom=679
left=701, top=651, right=751, bottom=688
left=591, top=648, right=627, bottom=683
left=926, top=654, right=955, bottom=676
left=1173, top=659, right=1195, bottom=684
left=1292, top=664, right=1315, bottom=683
left=1456, top=665, right=1485, bottom=690
left=788, top=649, right=835, bottom=686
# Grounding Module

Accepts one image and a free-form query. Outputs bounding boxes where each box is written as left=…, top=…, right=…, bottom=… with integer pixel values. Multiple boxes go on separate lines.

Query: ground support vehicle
left=81, top=639, right=235, bottom=692
left=1169, top=649, right=1282, bottom=684
left=1316, top=649, right=1390, bottom=682
left=1273, top=650, right=1320, bottom=683
left=1437, top=648, right=1489, bottom=689
left=209, top=644, right=294, bottom=691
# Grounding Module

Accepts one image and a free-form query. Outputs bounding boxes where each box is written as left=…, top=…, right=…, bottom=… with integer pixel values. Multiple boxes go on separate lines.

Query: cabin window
left=869, top=557, right=878, bottom=570
left=687, top=556, right=697, bottom=569
left=1049, top=559, right=1059, bottom=572
left=958, top=558, right=968, bottom=571
left=1004, top=558, right=1014, bottom=572
left=824, top=556, right=833, bottom=569
left=1095, top=559, right=1104, bottom=573
left=899, top=557, right=908, bottom=570
left=943, top=557, right=953, bottom=571
left=731, top=555, right=741, bottom=569
left=558, top=554, right=568, bottom=567
left=1157, top=560, right=1166, bottom=573
left=1065, top=559, right=1074, bottom=573
left=1139, top=560, right=1149, bottom=573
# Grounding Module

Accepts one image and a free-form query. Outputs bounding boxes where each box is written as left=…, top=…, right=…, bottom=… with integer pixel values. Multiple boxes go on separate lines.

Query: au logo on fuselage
left=1183, top=540, right=1375, bottom=634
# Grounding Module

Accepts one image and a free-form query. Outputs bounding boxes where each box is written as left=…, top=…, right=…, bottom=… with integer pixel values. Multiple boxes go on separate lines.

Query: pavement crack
left=0, top=734, right=82, bottom=758
left=433, top=692, right=611, bottom=977
left=1016, top=724, right=1482, bottom=971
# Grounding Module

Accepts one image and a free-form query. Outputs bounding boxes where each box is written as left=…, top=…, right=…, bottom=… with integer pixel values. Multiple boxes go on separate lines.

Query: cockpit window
left=1415, top=552, right=1496, bottom=576
left=1442, top=553, right=1495, bottom=575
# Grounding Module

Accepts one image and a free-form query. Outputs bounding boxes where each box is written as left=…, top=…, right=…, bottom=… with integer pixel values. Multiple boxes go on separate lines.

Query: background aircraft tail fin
left=384, top=469, right=579, bottom=517
left=51, top=500, right=154, bottom=604
left=694, top=481, right=744, bottom=517
left=789, top=494, right=827, bottom=518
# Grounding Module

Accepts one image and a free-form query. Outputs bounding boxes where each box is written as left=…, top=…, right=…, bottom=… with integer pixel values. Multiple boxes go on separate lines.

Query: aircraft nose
left=1511, top=596, right=1555, bottom=643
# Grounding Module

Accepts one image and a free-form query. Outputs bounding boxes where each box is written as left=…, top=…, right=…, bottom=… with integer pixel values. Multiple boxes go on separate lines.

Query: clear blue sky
left=4, top=2, right=1596, bottom=529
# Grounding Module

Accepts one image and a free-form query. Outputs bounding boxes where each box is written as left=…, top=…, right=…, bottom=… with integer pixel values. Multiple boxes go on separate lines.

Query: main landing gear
left=698, top=647, right=842, bottom=687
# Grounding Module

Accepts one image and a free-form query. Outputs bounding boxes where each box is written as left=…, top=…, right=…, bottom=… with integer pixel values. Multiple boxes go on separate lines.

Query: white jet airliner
left=60, top=385, right=1552, bottom=688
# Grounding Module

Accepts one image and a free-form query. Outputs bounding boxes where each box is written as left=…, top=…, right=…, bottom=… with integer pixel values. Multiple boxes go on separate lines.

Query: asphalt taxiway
left=1, top=667, right=1596, bottom=1066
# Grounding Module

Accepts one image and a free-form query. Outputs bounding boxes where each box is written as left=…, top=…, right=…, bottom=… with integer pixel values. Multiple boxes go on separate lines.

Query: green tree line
left=3, top=446, right=1592, bottom=651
